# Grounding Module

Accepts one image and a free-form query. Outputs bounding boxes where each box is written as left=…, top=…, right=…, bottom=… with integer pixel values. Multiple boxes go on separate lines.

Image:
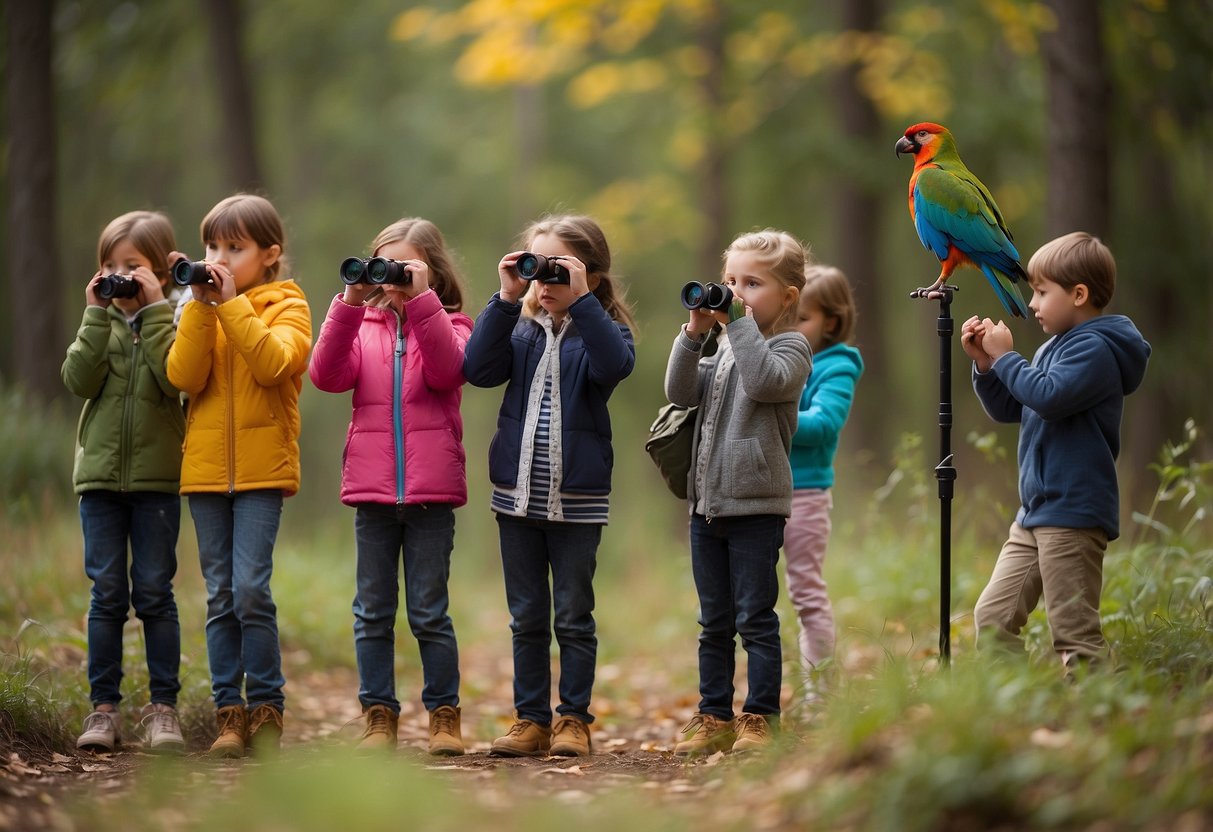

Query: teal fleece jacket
left=790, top=342, right=864, bottom=489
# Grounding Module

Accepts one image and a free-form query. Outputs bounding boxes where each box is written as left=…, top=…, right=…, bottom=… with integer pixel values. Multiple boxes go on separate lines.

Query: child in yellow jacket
left=167, top=194, right=311, bottom=758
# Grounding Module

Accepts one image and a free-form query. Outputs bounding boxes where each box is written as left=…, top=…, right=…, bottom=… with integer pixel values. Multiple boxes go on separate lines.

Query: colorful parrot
left=895, top=122, right=1029, bottom=318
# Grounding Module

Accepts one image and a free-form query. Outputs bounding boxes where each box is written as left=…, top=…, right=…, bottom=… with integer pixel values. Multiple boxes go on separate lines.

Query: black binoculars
left=173, top=260, right=212, bottom=286
left=515, top=252, right=569, bottom=285
left=681, top=281, right=733, bottom=311
left=340, top=257, right=412, bottom=286
left=96, top=274, right=140, bottom=300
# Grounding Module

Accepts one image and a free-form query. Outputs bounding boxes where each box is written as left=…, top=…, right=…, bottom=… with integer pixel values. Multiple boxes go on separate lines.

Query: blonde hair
left=200, top=194, right=286, bottom=281
left=519, top=214, right=637, bottom=332
left=1027, top=231, right=1116, bottom=310
left=800, top=264, right=858, bottom=345
left=723, top=229, right=809, bottom=333
left=368, top=218, right=467, bottom=312
left=97, top=211, right=177, bottom=284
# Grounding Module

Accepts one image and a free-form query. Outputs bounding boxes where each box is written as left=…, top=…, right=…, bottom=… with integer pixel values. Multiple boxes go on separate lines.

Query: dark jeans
left=353, top=503, right=459, bottom=714
left=497, top=514, right=601, bottom=726
left=689, top=513, right=784, bottom=719
left=80, top=490, right=181, bottom=707
left=190, top=490, right=285, bottom=710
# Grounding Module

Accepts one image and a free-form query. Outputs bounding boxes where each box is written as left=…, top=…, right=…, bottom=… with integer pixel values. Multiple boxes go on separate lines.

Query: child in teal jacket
left=785, top=265, right=863, bottom=695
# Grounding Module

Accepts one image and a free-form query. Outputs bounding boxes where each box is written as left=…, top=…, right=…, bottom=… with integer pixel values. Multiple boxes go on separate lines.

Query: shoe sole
left=147, top=740, right=185, bottom=754
left=548, top=745, right=590, bottom=757
left=428, top=745, right=464, bottom=757
left=76, top=740, right=117, bottom=753
left=674, top=734, right=736, bottom=757
left=488, top=746, right=550, bottom=758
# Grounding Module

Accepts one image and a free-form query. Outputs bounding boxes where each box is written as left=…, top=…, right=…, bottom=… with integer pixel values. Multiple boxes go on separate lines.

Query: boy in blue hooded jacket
left=962, top=232, right=1150, bottom=671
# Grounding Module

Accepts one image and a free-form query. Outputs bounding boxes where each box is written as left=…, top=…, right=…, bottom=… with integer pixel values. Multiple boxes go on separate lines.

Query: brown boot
left=427, top=705, right=464, bottom=756
left=549, top=715, right=592, bottom=757
left=209, top=705, right=247, bottom=758
left=489, top=718, right=551, bottom=757
left=731, top=712, right=776, bottom=753
left=674, top=712, right=735, bottom=756
left=247, top=704, right=283, bottom=755
left=357, top=704, right=399, bottom=752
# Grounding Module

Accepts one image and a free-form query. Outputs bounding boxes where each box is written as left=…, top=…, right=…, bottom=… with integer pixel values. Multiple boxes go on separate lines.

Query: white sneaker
left=77, top=709, right=120, bottom=752
left=140, top=703, right=185, bottom=753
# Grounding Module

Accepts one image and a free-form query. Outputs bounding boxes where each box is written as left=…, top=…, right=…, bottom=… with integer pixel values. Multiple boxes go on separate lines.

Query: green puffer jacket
left=61, top=301, right=185, bottom=494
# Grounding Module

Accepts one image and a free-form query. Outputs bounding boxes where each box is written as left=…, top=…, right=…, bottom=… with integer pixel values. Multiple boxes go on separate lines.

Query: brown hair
left=200, top=194, right=286, bottom=281
left=1027, top=231, right=1116, bottom=310
left=519, top=214, right=637, bottom=331
left=800, top=264, right=858, bottom=345
left=369, top=218, right=467, bottom=312
left=723, top=229, right=809, bottom=333
left=97, top=211, right=177, bottom=284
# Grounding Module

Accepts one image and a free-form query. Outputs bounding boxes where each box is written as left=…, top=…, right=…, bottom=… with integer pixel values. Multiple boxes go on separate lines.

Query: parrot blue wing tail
left=981, top=263, right=1030, bottom=318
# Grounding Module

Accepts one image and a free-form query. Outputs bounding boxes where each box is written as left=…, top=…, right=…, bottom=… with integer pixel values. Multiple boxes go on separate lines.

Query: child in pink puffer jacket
left=309, top=218, right=472, bottom=756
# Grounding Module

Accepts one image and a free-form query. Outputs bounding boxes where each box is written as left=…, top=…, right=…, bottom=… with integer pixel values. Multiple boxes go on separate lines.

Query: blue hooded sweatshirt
left=789, top=343, right=864, bottom=489
left=973, top=314, right=1150, bottom=540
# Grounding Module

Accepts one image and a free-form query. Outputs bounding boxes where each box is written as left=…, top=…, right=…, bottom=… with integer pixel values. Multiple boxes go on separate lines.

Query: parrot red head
left=895, top=122, right=953, bottom=161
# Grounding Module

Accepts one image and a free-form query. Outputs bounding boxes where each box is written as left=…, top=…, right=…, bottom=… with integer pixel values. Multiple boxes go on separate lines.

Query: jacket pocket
left=725, top=438, right=776, bottom=497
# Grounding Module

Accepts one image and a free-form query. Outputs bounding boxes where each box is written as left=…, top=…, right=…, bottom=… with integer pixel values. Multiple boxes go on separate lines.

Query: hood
left=1073, top=315, right=1150, bottom=395
left=245, top=278, right=306, bottom=308
left=815, top=342, right=865, bottom=379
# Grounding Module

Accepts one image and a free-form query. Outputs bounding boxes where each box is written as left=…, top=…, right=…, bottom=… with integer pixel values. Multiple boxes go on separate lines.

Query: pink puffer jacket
left=309, top=290, right=473, bottom=506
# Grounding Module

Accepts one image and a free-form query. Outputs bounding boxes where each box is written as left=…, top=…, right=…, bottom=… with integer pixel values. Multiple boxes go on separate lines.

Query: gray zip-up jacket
left=664, top=317, right=812, bottom=519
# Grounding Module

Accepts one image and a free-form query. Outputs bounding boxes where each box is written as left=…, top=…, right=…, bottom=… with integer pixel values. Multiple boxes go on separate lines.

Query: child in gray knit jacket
left=664, top=229, right=813, bottom=755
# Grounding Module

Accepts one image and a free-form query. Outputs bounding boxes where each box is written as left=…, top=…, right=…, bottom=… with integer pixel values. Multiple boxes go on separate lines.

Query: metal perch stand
left=911, top=283, right=959, bottom=665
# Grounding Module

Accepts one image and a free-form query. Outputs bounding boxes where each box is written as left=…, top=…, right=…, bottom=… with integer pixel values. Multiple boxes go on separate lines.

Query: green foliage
left=0, top=624, right=75, bottom=754
left=0, top=381, right=74, bottom=517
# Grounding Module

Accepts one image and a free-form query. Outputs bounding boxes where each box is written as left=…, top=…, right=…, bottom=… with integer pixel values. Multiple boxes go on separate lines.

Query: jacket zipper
left=392, top=309, right=406, bottom=505
left=226, top=340, right=236, bottom=494
left=119, top=319, right=141, bottom=492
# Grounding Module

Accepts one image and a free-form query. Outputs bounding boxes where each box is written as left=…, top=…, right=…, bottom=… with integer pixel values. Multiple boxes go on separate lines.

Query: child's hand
left=85, top=270, right=108, bottom=308
left=554, top=255, right=589, bottom=299
left=960, top=315, right=993, bottom=372
left=342, top=282, right=373, bottom=306
left=130, top=266, right=165, bottom=305
left=207, top=262, right=238, bottom=303
left=497, top=251, right=529, bottom=304
left=686, top=307, right=717, bottom=337
left=981, top=318, right=1014, bottom=360
left=385, top=259, right=430, bottom=303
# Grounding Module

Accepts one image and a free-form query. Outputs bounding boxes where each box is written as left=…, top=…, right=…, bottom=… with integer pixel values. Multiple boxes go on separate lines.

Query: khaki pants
left=973, top=522, right=1109, bottom=666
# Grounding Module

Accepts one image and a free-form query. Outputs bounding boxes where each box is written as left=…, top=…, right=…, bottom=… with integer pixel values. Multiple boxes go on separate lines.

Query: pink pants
left=784, top=489, right=834, bottom=668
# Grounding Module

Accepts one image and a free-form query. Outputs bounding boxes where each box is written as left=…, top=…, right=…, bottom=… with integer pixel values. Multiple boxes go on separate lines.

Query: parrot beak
left=895, top=136, right=916, bottom=157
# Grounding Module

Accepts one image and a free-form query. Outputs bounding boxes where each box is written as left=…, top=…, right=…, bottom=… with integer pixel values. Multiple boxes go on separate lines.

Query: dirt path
left=1, top=656, right=766, bottom=827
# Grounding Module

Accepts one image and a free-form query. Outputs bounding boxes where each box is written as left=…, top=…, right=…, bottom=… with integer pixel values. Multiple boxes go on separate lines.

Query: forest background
left=1, top=2, right=1211, bottom=829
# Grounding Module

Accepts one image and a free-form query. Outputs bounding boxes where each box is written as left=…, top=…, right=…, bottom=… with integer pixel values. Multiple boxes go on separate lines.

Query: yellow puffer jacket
left=168, top=279, right=312, bottom=495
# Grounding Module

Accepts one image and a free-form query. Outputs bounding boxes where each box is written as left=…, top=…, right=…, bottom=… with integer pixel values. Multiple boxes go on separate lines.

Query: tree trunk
left=203, top=0, right=262, bottom=191
left=4, top=0, right=62, bottom=400
left=833, top=0, right=885, bottom=455
left=1041, top=0, right=1110, bottom=237
left=696, top=1, right=728, bottom=279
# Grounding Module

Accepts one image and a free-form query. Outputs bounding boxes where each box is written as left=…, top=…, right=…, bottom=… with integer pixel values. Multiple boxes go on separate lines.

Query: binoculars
left=96, top=274, right=140, bottom=300
left=515, top=252, right=569, bottom=285
left=680, top=281, right=734, bottom=311
left=340, top=257, right=412, bottom=286
left=173, top=260, right=212, bottom=286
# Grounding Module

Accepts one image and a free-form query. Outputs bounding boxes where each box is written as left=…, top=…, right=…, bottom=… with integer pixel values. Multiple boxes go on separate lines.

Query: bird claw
left=909, top=284, right=959, bottom=300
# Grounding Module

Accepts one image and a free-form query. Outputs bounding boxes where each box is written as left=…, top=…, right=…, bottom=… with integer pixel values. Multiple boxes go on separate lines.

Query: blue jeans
left=190, top=490, right=285, bottom=710
left=689, top=513, right=784, bottom=719
left=497, top=515, right=601, bottom=726
left=80, top=490, right=181, bottom=707
left=353, top=503, right=459, bottom=714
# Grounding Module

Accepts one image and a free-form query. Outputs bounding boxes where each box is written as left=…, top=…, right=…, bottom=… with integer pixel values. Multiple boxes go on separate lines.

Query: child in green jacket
left=61, top=211, right=186, bottom=753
